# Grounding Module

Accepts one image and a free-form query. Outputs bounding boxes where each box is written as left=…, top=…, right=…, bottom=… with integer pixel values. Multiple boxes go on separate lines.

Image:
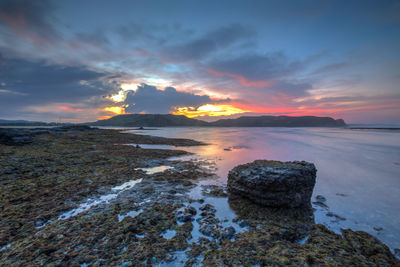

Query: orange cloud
left=58, top=106, right=83, bottom=112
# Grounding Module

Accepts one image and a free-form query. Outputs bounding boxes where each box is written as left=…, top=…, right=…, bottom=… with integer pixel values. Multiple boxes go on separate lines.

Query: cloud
left=0, top=0, right=59, bottom=43
left=311, top=62, right=349, bottom=75
left=204, top=52, right=312, bottom=97
left=124, top=84, right=212, bottom=113
left=0, top=54, right=117, bottom=119
left=208, top=52, right=301, bottom=81
left=164, top=24, right=255, bottom=61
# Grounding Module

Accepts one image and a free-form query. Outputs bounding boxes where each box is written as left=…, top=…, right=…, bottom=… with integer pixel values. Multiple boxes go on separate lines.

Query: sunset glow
left=172, top=104, right=249, bottom=118
left=104, top=106, right=126, bottom=115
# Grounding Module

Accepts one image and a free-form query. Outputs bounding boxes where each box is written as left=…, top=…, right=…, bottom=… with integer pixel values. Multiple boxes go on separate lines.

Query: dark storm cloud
left=0, top=0, right=59, bottom=41
left=0, top=55, right=114, bottom=114
left=124, top=84, right=211, bottom=113
left=165, top=24, right=256, bottom=61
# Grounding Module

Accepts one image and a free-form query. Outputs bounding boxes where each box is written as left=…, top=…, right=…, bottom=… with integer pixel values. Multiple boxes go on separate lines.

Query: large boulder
left=227, top=160, right=316, bottom=208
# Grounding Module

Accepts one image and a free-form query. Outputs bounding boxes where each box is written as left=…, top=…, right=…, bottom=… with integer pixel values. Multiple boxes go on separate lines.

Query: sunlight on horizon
left=172, top=104, right=249, bottom=118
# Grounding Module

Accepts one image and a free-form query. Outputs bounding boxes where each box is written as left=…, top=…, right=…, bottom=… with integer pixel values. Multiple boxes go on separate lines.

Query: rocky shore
left=0, top=127, right=398, bottom=266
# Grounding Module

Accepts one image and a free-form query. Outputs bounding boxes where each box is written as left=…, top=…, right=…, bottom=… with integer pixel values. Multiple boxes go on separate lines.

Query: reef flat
left=0, top=127, right=398, bottom=266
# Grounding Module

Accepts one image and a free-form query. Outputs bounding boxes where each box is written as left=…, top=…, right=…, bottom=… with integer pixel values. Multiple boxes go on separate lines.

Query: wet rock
left=228, top=160, right=316, bottom=208
left=394, top=248, right=400, bottom=257
left=312, top=201, right=329, bottom=208
left=35, top=220, right=46, bottom=228
left=373, top=226, right=383, bottom=231
left=201, top=185, right=228, bottom=197
left=187, top=206, right=197, bottom=215
left=199, top=223, right=221, bottom=238
left=174, top=207, right=195, bottom=223
left=326, top=212, right=346, bottom=221
left=221, top=226, right=236, bottom=239
left=315, top=195, right=326, bottom=202
left=121, top=261, right=132, bottom=267
left=2, top=166, right=18, bottom=175
left=239, top=221, right=249, bottom=228
left=0, top=129, right=33, bottom=145
left=199, top=204, right=216, bottom=213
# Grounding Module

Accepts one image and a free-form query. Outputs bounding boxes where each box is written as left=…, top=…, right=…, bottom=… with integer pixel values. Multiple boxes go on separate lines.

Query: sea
left=119, top=126, right=400, bottom=252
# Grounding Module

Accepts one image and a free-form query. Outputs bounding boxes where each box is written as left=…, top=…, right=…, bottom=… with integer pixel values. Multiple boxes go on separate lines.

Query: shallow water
left=58, top=178, right=143, bottom=220
left=125, top=127, right=400, bottom=251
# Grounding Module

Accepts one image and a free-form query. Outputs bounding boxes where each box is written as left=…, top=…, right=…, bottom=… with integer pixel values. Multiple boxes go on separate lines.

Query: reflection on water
left=124, top=127, right=400, bottom=251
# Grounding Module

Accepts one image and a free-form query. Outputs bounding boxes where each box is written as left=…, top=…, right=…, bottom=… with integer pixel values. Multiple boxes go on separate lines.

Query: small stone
left=326, top=212, right=346, bottom=221
left=187, top=206, right=197, bottom=215
left=121, top=261, right=131, bottom=267
left=316, top=195, right=327, bottom=202
left=239, top=221, right=249, bottom=228
left=221, top=226, right=236, bottom=239
left=199, top=204, right=216, bottom=212
left=199, top=223, right=217, bottom=237
left=174, top=207, right=194, bottom=223
left=373, top=226, right=383, bottom=231
left=313, top=201, right=329, bottom=208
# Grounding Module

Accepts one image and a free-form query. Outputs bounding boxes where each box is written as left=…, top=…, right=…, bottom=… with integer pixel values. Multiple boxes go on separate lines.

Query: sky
left=0, top=0, right=399, bottom=124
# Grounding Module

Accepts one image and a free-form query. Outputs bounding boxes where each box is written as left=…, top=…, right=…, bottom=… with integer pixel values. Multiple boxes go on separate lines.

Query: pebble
left=315, top=195, right=327, bottom=202
left=221, top=226, right=236, bottom=239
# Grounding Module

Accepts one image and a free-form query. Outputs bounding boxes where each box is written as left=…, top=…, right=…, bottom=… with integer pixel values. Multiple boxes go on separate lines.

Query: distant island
left=0, top=115, right=347, bottom=127
left=90, top=114, right=346, bottom=127
left=0, top=119, right=66, bottom=127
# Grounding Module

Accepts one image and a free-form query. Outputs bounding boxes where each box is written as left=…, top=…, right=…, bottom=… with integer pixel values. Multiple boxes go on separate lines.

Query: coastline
left=0, top=127, right=398, bottom=266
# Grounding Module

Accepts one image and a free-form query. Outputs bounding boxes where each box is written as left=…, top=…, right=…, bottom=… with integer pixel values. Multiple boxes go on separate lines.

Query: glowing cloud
left=109, top=83, right=139, bottom=103
left=172, top=104, right=249, bottom=118
left=104, top=106, right=126, bottom=115
left=58, top=106, right=83, bottom=112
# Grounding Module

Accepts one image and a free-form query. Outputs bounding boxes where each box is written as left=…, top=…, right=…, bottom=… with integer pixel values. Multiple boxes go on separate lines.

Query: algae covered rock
left=0, top=129, right=33, bottom=145
left=228, top=160, right=316, bottom=208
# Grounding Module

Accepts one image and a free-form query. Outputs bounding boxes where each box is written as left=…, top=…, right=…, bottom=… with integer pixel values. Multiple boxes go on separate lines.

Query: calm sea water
left=123, top=127, right=400, bottom=251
